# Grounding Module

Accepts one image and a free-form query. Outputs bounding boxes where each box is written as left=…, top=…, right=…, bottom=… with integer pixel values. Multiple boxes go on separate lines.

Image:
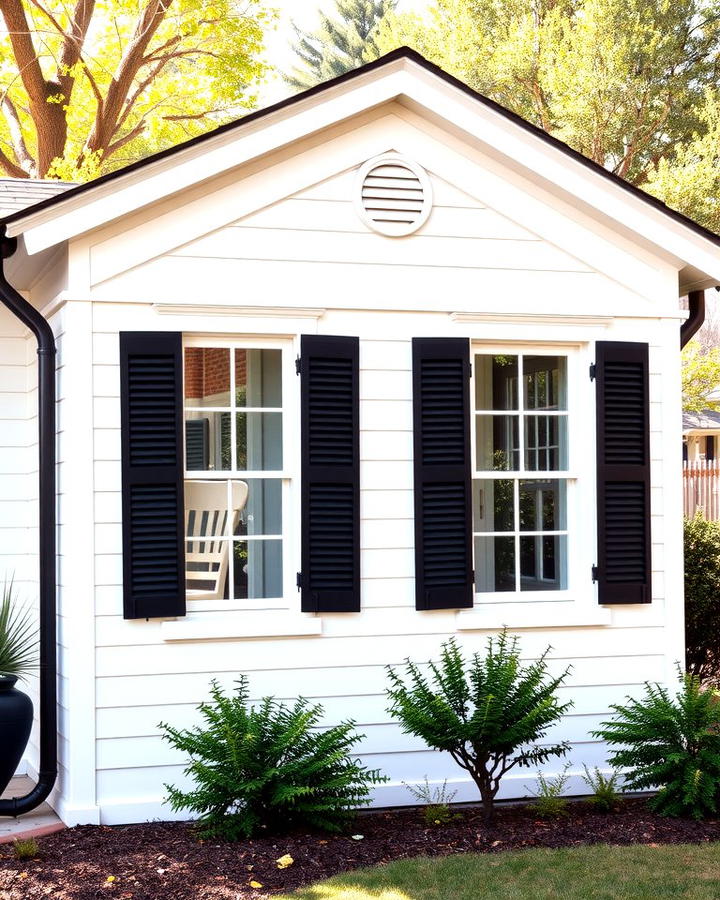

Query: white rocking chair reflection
left=184, top=480, right=249, bottom=600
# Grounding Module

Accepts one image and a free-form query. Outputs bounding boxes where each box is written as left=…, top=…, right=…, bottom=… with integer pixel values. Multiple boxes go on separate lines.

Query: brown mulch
left=2, top=798, right=720, bottom=900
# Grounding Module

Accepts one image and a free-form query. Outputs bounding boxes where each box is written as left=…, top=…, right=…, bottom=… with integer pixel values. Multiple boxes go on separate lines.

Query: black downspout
left=681, top=289, right=706, bottom=348
left=0, top=228, right=57, bottom=816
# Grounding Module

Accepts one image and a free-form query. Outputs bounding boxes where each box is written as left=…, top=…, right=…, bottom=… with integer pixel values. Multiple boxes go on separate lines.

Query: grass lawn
left=275, top=843, right=720, bottom=899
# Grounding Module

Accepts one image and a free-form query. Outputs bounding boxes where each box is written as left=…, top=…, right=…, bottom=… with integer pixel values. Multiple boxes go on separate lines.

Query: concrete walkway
left=0, top=776, right=65, bottom=844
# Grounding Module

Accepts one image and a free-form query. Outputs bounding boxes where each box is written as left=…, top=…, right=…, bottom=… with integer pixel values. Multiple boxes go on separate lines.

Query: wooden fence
left=684, top=460, right=720, bottom=520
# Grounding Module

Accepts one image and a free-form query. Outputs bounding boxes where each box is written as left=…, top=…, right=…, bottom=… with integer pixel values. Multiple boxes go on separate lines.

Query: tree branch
left=0, top=144, right=30, bottom=178
left=105, top=118, right=148, bottom=156
left=1, top=95, right=36, bottom=175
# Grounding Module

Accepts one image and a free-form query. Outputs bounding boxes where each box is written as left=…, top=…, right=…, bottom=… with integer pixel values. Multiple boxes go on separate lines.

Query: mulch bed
left=2, top=798, right=720, bottom=899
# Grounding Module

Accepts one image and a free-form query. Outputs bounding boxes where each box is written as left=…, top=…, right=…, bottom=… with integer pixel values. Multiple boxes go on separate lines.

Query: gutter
left=681, top=289, right=706, bottom=348
left=0, top=228, right=57, bottom=816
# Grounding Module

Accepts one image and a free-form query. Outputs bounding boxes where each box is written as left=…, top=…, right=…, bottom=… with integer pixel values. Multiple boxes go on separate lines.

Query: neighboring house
left=0, top=48, right=719, bottom=828
left=684, top=410, right=720, bottom=461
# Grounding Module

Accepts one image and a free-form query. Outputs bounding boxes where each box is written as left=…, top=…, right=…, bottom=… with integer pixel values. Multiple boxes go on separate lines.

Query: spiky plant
left=386, top=632, right=572, bottom=822
left=0, top=581, right=38, bottom=680
left=160, top=676, right=387, bottom=840
left=593, top=669, right=720, bottom=819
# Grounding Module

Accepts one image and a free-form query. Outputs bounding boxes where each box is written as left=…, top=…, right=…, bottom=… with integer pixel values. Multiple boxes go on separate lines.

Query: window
left=473, top=352, right=570, bottom=595
left=183, top=342, right=288, bottom=606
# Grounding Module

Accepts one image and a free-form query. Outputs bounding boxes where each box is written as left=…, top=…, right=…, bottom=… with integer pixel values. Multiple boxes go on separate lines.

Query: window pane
left=473, top=479, right=513, bottom=531
left=474, top=355, right=519, bottom=410
left=233, top=479, right=282, bottom=536
left=519, top=535, right=567, bottom=591
left=518, top=480, right=566, bottom=531
left=475, top=536, right=515, bottom=592
left=523, top=415, right=567, bottom=470
left=476, top=415, right=519, bottom=470
left=235, top=349, right=282, bottom=408
left=523, top=356, right=567, bottom=410
left=184, top=347, right=231, bottom=407
left=185, top=411, right=231, bottom=470
left=232, top=539, right=283, bottom=599
left=236, top=413, right=283, bottom=470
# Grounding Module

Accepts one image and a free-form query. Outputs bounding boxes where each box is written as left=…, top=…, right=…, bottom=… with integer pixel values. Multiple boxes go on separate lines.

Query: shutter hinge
left=295, top=356, right=301, bottom=375
left=589, top=363, right=596, bottom=381
left=296, top=571, right=302, bottom=591
left=591, top=565, right=599, bottom=583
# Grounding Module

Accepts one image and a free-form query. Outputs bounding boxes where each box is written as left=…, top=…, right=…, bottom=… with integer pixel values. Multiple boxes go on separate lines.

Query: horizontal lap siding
left=80, top=163, right=681, bottom=823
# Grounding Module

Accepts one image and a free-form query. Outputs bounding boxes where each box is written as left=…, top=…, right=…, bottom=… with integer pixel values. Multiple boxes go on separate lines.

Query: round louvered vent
left=354, top=155, right=432, bottom=236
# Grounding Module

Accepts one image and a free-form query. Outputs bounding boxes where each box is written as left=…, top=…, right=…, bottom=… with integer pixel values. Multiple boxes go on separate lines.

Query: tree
left=286, top=0, right=397, bottom=91
left=370, top=0, right=720, bottom=187
left=681, top=340, right=720, bottom=413
left=0, top=0, right=274, bottom=180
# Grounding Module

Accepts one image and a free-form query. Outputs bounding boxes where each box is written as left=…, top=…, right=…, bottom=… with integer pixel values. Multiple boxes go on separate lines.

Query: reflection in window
left=473, top=354, right=569, bottom=594
left=183, top=346, right=284, bottom=602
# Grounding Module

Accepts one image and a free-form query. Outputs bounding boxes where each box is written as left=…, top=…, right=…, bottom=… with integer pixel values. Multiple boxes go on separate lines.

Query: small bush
left=685, top=514, right=720, bottom=685
left=403, top=776, right=459, bottom=825
left=13, top=838, right=38, bottom=860
left=160, top=676, right=387, bottom=840
left=593, top=669, right=720, bottom=819
left=582, top=765, right=622, bottom=812
left=527, top=763, right=571, bottom=818
left=386, top=632, right=572, bottom=822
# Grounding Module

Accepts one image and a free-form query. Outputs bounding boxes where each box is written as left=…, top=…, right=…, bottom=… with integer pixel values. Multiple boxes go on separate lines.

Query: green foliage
left=12, top=837, right=39, bottom=860
left=593, top=669, right=720, bottom=819
left=581, top=765, right=622, bottom=812
left=681, top=341, right=720, bottom=415
left=684, top=511, right=720, bottom=760
left=527, top=762, right=571, bottom=818
left=403, top=776, right=460, bottom=825
left=160, top=676, right=387, bottom=840
left=0, top=580, right=38, bottom=680
left=369, top=0, right=720, bottom=222
left=286, top=0, right=397, bottom=90
left=684, top=514, right=720, bottom=685
left=385, top=632, right=572, bottom=821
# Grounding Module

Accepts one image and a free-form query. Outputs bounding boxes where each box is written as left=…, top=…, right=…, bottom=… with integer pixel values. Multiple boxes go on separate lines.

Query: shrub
left=12, top=837, right=38, bottom=860
left=593, top=669, right=720, bottom=819
left=684, top=514, right=720, bottom=685
left=581, top=765, right=622, bottom=812
left=160, top=676, right=387, bottom=840
left=403, top=776, right=459, bottom=825
left=386, top=632, right=572, bottom=822
left=527, top=762, right=571, bottom=818
left=0, top=580, right=38, bottom=679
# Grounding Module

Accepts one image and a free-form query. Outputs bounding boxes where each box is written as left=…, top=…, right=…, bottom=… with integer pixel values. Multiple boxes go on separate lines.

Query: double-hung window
left=472, top=351, right=571, bottom=596
left=182, top=340, right=290, bottom=607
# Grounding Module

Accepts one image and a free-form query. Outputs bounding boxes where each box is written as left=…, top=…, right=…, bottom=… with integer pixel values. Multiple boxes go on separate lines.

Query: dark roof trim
left=4, top=46, right=720, bottom=253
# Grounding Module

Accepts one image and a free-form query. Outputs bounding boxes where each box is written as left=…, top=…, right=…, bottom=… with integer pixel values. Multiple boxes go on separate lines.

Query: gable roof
left=3, top=47, right=719, bottom=293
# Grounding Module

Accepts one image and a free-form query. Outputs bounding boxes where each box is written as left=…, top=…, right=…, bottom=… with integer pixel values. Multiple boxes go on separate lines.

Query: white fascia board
left=8, top=54, right=720, bottom=286
left=396, top=65, right=720, bottom=285
left=9, top=61, right=411, bottom=254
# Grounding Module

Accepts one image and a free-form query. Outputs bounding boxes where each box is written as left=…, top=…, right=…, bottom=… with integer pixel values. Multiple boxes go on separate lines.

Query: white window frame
left=181, top=335, right=298, bottom=614
left=470, top=341, right=591, bottom=605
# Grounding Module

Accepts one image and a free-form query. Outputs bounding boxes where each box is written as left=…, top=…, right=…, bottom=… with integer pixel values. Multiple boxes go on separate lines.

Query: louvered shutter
left=412, top=338, right=473, bottom=610
left=300, top=335, right=360, bottom=612
left=120, top=332, right=186, bottom=619
left=595, top=341, right=651, bottom=604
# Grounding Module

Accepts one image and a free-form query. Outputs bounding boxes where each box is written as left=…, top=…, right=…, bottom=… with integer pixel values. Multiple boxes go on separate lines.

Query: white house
left=1, top=48, right=718, bottom=828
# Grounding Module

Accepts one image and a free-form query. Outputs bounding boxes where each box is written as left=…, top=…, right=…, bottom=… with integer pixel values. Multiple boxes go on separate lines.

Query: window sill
left=161, top=612, right=323, bottom=642
left=456, top=603, right=612, bottom=631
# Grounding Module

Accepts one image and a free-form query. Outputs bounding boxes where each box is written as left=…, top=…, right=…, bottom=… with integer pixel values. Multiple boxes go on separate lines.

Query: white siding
left=24, top=110, right=688, bottom=826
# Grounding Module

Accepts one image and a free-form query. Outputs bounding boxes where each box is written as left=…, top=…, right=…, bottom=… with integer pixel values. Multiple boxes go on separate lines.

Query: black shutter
left=595, top=341, right=651, bottom=604
left=185, top=418, right=209, bottom=470
left=120, top=332, right=186, bottom=619
left=300, top=335, right=360, bottom=612
left=412, top=338, right=473, bottom=610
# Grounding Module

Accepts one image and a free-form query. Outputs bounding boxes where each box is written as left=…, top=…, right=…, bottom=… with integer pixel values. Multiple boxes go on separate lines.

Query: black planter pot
left=0, top=675, right=33, bottom=797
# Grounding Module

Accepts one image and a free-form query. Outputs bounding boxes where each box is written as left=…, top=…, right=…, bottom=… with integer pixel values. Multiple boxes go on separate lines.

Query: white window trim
left=166, top=334, right=322, bottom=642
left=464, top=340, right=607, bottom=628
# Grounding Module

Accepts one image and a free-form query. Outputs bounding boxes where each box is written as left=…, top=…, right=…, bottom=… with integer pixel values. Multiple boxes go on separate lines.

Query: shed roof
left=684, top=410, right=720, bottom=432
left=2, top=47, right=720, bottom=294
